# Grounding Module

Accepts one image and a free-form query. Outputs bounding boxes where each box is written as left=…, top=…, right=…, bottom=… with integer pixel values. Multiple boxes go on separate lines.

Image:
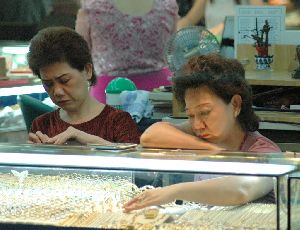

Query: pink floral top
left=79, top=0, right=178, bottom=76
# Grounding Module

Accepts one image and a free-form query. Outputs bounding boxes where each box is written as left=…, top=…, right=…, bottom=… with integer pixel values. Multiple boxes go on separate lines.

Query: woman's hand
left=46, top=126, right=110, bottom=145
left=28, top=131, right=50, bottom=144
left=122, top=187, right=176, bottom=212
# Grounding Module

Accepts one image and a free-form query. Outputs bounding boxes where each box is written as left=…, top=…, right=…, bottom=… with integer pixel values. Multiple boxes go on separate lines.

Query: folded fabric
left=0, top=106, right=25, bottom=128
left=120, top=90, right=154, bottom=123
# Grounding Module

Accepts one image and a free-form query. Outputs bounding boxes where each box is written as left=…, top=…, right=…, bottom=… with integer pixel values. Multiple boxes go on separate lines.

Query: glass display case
left=287, top=171, right=300, bottom=229
left=0, top=41, right=47, bottom=107
left=0, top=41, right=30, bottom=73
left=0, top=143, right=298, bottom=229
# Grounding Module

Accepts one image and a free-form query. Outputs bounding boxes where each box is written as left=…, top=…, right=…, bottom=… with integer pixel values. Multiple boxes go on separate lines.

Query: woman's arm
left=123, top=176, right=273, bottom=211
left=177, top=0, right=206, bottom=30
left=113, top=112, right=141, bottom=144
left=167, top=176, right=273, bottom=205
left=75, top=8, right=92, bottom=49
left=140, top=121, right=220, bottom=150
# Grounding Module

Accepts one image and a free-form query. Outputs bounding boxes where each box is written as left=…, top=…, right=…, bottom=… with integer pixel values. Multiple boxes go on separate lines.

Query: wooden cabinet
left=246, top=71, right=300, bottom=124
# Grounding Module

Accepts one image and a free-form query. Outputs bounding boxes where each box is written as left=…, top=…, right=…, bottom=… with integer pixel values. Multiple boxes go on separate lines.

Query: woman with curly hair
left=123, top=54, right=281, bottom=211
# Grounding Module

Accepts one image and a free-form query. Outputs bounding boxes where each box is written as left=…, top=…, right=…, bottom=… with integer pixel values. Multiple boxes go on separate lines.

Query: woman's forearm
left=140, top=122, right=219, bottom=150
left=167, top=176, right=273, bottom=206
left=184, top=0, right=206, bottom=26
left=75, top=9, right=92, bottom=49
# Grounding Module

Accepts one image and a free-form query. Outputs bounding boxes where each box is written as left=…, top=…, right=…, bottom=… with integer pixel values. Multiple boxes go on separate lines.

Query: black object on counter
left=292, top=45, right=300, bottom=79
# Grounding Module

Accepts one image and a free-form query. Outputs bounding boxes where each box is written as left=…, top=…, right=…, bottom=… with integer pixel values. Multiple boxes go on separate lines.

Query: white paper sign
left=235, top=6, right=285, bottom=45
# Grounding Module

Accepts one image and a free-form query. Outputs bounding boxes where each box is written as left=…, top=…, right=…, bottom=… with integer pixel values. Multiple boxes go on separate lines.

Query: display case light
left=2, top=46, right=29, bottom=55
left=0, top=85, right=45, bottom=97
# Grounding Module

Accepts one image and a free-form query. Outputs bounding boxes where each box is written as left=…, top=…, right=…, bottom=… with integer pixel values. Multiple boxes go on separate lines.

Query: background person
left=176, top=0, right=205, bottom=29
left=27, top=26, right=140, bottom=145
left=176, top=0, right=263, bottom=35
left=75, top=0, right=178, bottom=103
left=123, top=54, right=281, bottom=212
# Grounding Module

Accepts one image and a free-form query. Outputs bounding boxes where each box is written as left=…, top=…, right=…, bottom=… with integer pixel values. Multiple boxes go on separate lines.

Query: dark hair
left=27, top=26, right=97, bottom=86
left=173, top=54, right=259, bottom=132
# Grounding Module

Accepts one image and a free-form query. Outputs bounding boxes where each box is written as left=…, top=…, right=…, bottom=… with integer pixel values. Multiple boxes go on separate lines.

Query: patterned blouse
left=79, top=0, right=178, bottom=76
left=30, top=105, right=141, bottom=144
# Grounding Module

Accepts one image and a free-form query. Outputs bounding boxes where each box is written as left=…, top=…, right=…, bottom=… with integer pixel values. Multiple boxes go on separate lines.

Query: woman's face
left=40, top=62, right=92, bottom=112
left=185, top=86, right=241, bottom=144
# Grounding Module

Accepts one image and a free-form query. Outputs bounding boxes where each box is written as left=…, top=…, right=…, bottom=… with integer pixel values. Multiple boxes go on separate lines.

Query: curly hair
left=173, top=54, right=259, bottom=132
left=27, top=26, right=97, bottom=86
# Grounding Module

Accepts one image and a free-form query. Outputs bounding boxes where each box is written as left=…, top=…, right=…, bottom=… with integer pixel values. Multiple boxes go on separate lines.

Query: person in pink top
left=123, top=54, right=281, bottom=212
left=76, top=0, right=178, bottom=103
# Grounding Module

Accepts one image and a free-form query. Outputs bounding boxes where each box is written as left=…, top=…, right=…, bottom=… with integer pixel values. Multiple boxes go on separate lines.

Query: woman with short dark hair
left=27, top=26, right=140, bottom=145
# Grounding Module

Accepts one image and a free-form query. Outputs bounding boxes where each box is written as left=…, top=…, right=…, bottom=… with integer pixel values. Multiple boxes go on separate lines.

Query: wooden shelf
left=255, top=111, right=300, bottom=124
left=246, top=71, right=300, bottom=86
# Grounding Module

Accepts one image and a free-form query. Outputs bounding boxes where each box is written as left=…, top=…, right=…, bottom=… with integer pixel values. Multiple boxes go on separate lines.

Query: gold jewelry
left=144, top=207, right=159, bottom=219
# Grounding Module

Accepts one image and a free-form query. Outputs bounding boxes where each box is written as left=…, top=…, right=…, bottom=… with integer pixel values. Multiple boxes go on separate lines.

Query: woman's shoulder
left=97, top=105, right=139, bottom=136
left=241, top=131, right=281, bottom=153
left=100, top=105, right=133, bottom=120
left=33, top=109, right=59, bottom=123
left=102, top=104, right=127, bottom=114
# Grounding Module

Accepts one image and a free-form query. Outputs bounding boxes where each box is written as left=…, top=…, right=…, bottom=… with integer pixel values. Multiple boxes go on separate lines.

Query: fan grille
left=165, top=26, right=220, bottom=73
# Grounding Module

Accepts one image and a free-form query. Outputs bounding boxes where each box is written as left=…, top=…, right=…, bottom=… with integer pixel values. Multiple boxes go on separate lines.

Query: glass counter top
left=0, top=143, right=297, bottom=177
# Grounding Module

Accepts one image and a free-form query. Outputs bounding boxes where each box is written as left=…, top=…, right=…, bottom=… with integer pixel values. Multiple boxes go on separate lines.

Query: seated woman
left=123, top=54, right=281, bottom=212
left=27, top=26, right=140, bottom=145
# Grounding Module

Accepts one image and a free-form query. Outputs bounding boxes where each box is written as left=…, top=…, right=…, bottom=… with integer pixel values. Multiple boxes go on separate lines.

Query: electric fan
left=165, top=26, right=220, bottom=72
